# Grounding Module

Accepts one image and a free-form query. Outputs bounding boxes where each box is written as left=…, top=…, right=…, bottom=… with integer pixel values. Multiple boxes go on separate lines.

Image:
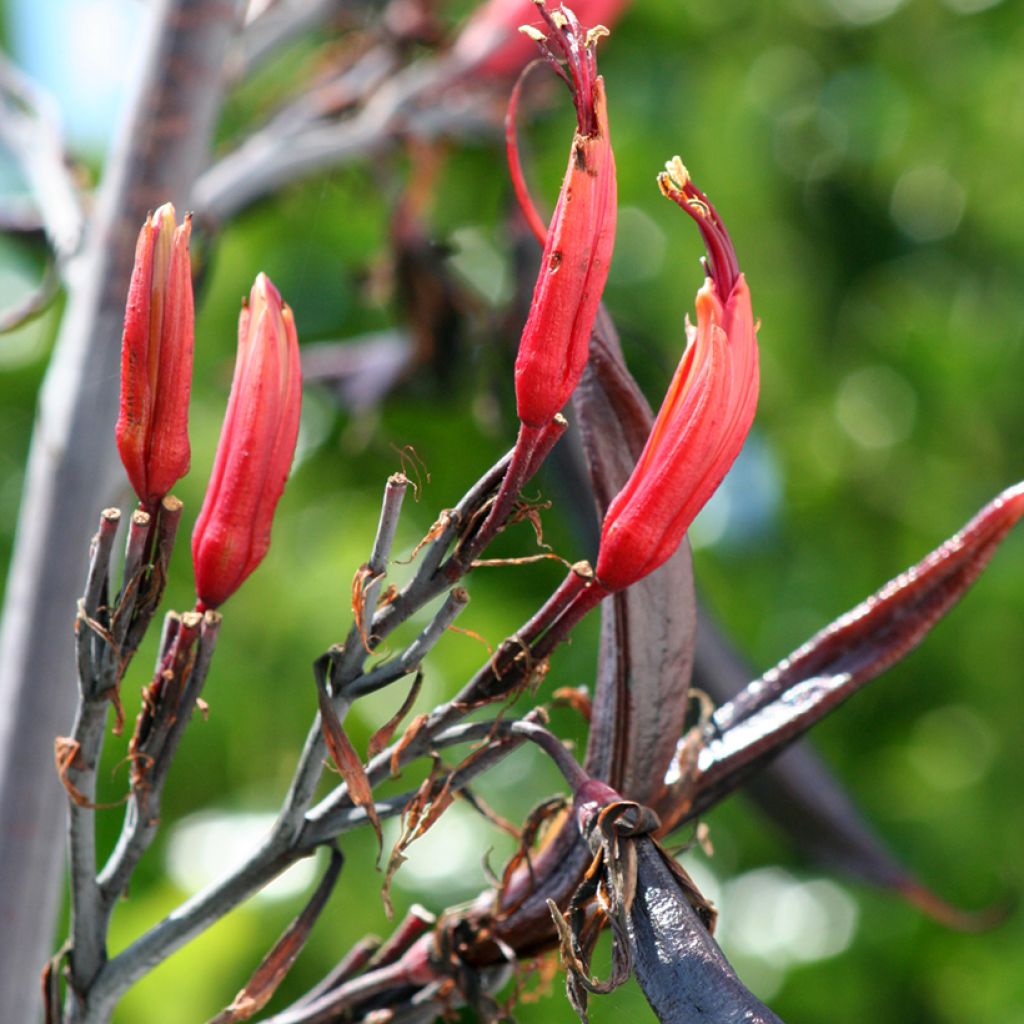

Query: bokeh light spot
left=834, top=365, right=917, bottom=449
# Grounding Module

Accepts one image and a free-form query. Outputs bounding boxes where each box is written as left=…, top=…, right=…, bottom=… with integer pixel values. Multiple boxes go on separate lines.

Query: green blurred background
left=2, top=0, right=1023, bottom=1020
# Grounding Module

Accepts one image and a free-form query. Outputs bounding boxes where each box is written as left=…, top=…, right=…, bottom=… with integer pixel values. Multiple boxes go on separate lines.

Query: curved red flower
left=596, top=160, right=759, bottom=591
left=513, top=3, right=617, bottom=429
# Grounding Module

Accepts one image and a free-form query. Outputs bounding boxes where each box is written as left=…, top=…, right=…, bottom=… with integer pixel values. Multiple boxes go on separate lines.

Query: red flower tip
left=115, top=203, right=195, bottom=509
left=595, top=167, right=759, bottom=592
left=657, top=156, right=740, bottom=295
left=191, top=273, right=303, bottom=610
left=520, top=2, right=609, bottom=137
left=513, top=16, right=617, bottom=429
left=451, top=0, right=628, bottom=81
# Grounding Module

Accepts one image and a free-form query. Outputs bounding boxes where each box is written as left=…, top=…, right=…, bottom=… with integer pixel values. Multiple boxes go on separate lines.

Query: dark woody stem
left=66, top=499, right=183, bottom=998
left=120, top=496, right=183, bottom=660
left=65, top=511, right=122, bottom=995
left=454, top=564, right=606, bottom=709
left=97, top=612, right=221, bottom=916
left=508, top=719, right=590, bottom=792
left=444, top=416, right=566, bottom=579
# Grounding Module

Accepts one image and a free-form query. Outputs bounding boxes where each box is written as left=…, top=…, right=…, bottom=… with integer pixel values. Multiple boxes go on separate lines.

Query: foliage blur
left=2, top=0, right=1023, bottom=1021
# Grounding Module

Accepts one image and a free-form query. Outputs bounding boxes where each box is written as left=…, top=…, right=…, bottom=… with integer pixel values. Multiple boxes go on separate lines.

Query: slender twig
left=122, top=497, right=184, bottom=659
left=117, top=511, right=151, bottom=619
left=74, top=510, right=121, bottom=695
left=263, top=957, right=412, bottom=1024
left=273, top=719, right=331, bottom=848
left=97, top=612, right=220, bottom=913
left=0, top=260, right=62, bottom=334
left=283, top=937, right=382, bottom=1017
left=442, top=417, right=567, bottom=580
left=193, top=54, right=485, bottom=226
left=366, top=451, right=511, bottom=643
left=64, top=697, right=112, bottom=996
left=231, top=0, right=364, bottom=80
left=268, top=471, right=419, bottom=849
left=0, top=53, right=85, bottom=261
left=344, top=586, right=470, bottom=698
left=64, top=511, right=122, bottom=995
left=367, top=905, right=437, bottom=968
left=335, top=473, right=410, bottom=679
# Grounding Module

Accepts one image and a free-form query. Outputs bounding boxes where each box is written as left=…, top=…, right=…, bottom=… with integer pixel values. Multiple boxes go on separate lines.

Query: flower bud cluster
left=116, top=212, right=302, bottom=610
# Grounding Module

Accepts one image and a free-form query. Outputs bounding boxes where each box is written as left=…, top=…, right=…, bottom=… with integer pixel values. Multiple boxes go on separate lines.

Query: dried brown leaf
left=390, top=712, right=428, bottom=777
left=206, top=848, right=343, bottom=1023
left=351, top=563, right=384, bottom=654
left=368, top=671, right=424, bottom=759
left=381, top=757, right=450, bottom=917
left=54, top=737, right=122, bottom=810
left=552, top=687, right=592, bottom=722
left=315, top=663, right=382, bottom=854
left=40, top=945, right=67, bottom=1024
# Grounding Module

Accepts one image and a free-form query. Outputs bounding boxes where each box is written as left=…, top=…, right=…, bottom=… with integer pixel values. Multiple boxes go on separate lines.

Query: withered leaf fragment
left=206, top=848, right=343, bottom=1024
left=314, top=654, right=383, bottom=853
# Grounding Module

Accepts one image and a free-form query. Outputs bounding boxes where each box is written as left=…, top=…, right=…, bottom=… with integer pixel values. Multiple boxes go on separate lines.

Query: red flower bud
left=452, top=0, right=630, bottom=79
left=513, top=4, right=617, bottom=429
left=595, top=160, right=759, bottom=591
left=115, top=203, right=194, bottom=509
left=192, top=274, right=302, bottom=610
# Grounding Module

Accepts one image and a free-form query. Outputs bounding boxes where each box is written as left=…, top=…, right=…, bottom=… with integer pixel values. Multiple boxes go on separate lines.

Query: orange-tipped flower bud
left=192, top=274, right=302, bottom=610
left=513, top=3, right=617, bottom=429
left=452, top=0, right=630, bottom=79
left=595, top=159, right=759, bottom=591
left=115, top=203, right=194, bottom=508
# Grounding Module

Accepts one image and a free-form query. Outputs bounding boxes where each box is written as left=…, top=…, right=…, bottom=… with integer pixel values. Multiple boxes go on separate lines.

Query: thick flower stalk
left=192, top=273, right=302, bottom=610
left=115, top=203, right=194, bottom=510
left=595, top=158, right=759, bottom=591
left=513, top=2, right=617, bottom=431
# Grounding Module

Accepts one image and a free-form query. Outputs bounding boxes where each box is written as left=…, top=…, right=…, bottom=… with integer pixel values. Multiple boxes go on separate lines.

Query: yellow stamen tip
left=665, top=155, right=690, bottom=191
left=519, top=24, right=546, bottom=41
left=586, top=25, right=610, bottom=48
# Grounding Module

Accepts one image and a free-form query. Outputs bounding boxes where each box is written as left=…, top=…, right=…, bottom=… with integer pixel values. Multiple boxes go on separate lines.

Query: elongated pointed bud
left=513, top=3, right=617, bottom=429
left=596, top=160, right=759, bottom=591
left=192, top=274, right=302, bottom=610
left=115, top=203, right=194, bottom=509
